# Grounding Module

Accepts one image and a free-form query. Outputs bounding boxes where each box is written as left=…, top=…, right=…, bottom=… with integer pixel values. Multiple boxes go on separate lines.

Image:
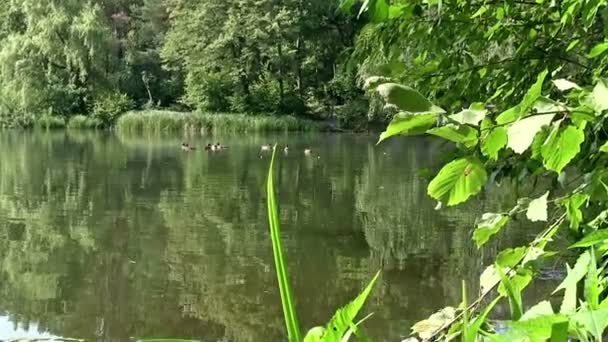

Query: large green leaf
left=541, top=125, right=585, bottom=173
left=427, top=124, right=478, bottom=148
left=304, top=272, right=380, bottom=341
left=526, top=191, right=549, bottom=222
left=498, top=314, right=569, bottom=342
left=570, top=229, right=608, bottom=248
left=427, top=157, right=488, bottom=206
left=376, top=83, right=443, bottom=113
left=497, top=266, right=528, bottom=320
left=553, top=251, right=590, bottom=314
left=507, top=113, right=555, bottom=154
left=463, top=296, right=501, bottom=342
left=377, top=112, right=437, bottom=143
left=473, top=213, right=509, bottom=247
left=267, top=146, right=302, bottom=342
left=481, top=125, right=507, bottom=160
left=553, top=79, right=581, bottom=91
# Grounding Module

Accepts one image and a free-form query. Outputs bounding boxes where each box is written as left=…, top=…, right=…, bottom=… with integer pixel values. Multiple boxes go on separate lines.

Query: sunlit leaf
left=449, top=103, right=486, bottom=126
left=473, top=213, right=508, bottom=247
left=584, top=249, right=599, bottom=309
left=521, top=301, right=554, bottom=320
left=500, top=314, right=568, bottom=341
left=411, top=307, right=455, bottom=339
left=589, top=79, right=608, bottom=112
left=427, top=157, right=487, bottom=206
left=526, top=191, right=549, bottom=222
left=570, top=307, right=608, bottom=340
left=553, top=251, right=590, bottom=313
left=480, top=265, right=500, bottom=295
left=497, top=266, right=527, bottom=320
left=600, top=141, right=608, bottom=152
left=541, top=125, right=585, bottom=173
left=378, top=112, right=438, bottom=143
left=427, top=124, right=478, bottom=148
left=463, top=296, right=501, bottom=342
left=553, top=79, right=581, bottom=91
left=507, top=114, right=555, bottom=154
left=496, top=105, right=521, bottom=125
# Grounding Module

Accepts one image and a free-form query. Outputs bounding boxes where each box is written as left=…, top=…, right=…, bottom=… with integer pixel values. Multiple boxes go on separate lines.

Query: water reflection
left=0, top=131, right=539, bottom=341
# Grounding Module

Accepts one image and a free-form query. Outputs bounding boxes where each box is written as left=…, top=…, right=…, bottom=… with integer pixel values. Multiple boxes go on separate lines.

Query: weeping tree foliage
left=343, top=0, right=608, bottom=340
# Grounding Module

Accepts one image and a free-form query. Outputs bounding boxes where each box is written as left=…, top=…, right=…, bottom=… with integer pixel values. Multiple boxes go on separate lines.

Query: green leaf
left=339, top=0, right=355, bottom=13
left=566, top=39, right=580, bottom=51
left=427, top=157, right=488, bottom=206
left=496, top=247, right=527, bottom=268
left=588, top=42, right=608, bottom=58
left=308, top=272, right=380, bottom=341
left=571, top=307, right=608, bottom=340
left=521, top=69, right=548, bottom=112
left=553, top=251, right=590, bottom=314
left=501, top=314, right=569, bottom=341
left=378, top=112, right=438, bottom=143
left=496, top=105, right=521, bottom=125
left=521, top=301, right=554, bottom=320
left=584, top=248, right=599, bottom=310
left=570, top=229, right=608, bottom=248
left=463, top=296, right=501, bottom=342
left=427, top=124, right=478, bottom=148
left=563, top=193, right=588, bottom=231
left=449, top=103, right=486, bottom=126
left=471, top=5, right=488, bottom=18
left=376, top=83, right=443, bottom=113
left=600, top=141, right=608, bottom=152
left=473, top=213, right=509, bottom=247
left=369, top=0, right=389, bottom=22
left=531, top=127, right=550, bottom=160
left=589, top=79, right=608, bottom=112
left=497, top=266, right=526, bottom=320
left=550, top=319, right=569, bottom=342
left=553, top=79, right=581, bottom=91
left=526, top=191, right=549, bottom=222
left=481, top=126, right=507, bottom=160
left=267, top=146, right=302, bottom=342
left=507, top=113, right=555, bottom=154
left=541, top=125, right=585, bottom=173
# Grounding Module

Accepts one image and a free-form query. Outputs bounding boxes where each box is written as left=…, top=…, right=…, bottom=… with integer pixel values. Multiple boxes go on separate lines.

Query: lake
left=0, top=131, right=554, bottom=341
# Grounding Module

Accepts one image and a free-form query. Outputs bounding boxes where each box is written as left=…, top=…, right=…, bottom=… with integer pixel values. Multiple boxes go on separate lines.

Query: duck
left=304, top=148, right=312, bottom=155
left=204, top=143, right=213, bottom=150
left=283, top=145, right=289, bottom=153
left=181, top=143, right=195, bottom=151
left=215, top=142, right=228, bottom=150
left=261, top=144, right=272, bottom=151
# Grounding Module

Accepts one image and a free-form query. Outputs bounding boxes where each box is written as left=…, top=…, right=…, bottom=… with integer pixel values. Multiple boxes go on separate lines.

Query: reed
left=67, top=115, right=103, bottom=129
left=116, top=110, right=319, bottom=134
left=34, top=115, right=66, bottom=129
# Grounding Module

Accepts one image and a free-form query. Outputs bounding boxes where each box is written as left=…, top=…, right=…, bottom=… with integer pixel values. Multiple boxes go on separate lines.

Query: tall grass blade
left=267, top=145, right=303, bottom=342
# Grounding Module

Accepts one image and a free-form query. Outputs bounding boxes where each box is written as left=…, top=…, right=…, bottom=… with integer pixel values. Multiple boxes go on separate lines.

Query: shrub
left=92, top=92, right=135, bottom=126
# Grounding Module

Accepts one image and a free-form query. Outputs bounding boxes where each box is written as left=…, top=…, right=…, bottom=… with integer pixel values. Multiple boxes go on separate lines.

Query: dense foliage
left=343, top=0, right=608, bottom=340
left=0, top=0, right=365, bottom=128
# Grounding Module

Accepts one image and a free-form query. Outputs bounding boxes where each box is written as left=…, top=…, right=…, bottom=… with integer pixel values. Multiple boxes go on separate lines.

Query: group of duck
left=260, top=144, right=312, bottom=155
left=181, top=142, right=227, bottom=151
left=181, top=142, right=312, bottom=155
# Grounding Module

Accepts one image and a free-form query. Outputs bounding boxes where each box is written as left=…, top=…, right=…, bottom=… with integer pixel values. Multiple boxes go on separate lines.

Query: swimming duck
left=181, top=143, right=195, bottom=151
left=304, top=148, right=312, bottom=155
left=204, top=143, right=213, bottom=150
left=215, top=142, right=228, bottom=150
left=261, top=144, right=272, bottom=151
left=284, top=145, right=289, bottom=153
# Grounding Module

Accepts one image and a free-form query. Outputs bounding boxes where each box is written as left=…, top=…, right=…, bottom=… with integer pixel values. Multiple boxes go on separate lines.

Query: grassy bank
left=115, top=110, right=320, bottom=134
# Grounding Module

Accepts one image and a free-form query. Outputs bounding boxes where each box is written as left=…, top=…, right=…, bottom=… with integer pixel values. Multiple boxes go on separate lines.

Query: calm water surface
left=0, top=131, right=551, bottom=341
